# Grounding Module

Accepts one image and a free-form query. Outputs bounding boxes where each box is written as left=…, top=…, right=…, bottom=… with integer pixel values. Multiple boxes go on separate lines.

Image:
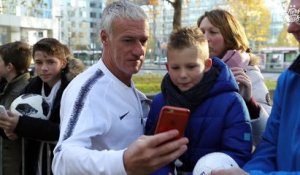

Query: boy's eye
left=187, top=65, right=197, bottom=69
left=34, top=61, right=41, bottom=64
left=47, top=60, right=55, bottom=64
left=171, top=66, right=179, bottom=70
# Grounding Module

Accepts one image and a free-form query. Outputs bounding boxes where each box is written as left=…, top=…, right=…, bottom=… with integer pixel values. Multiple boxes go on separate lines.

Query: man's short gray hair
left=99, top=0, right=148, bottom=37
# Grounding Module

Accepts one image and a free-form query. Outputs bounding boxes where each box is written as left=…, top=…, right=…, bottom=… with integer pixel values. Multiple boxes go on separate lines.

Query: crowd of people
left=0, top=0, right=299, bottom=174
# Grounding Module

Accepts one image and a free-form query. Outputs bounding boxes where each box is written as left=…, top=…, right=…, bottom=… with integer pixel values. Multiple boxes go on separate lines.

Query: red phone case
left=154, top=106, right=190, bottom=139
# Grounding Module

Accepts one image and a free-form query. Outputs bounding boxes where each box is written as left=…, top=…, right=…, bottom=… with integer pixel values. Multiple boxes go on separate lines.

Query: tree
left=227, top=0, right=271, bottom=50
left=165, top=0, right=183, bottom=31
left=275, top=24, right=298, bottom=47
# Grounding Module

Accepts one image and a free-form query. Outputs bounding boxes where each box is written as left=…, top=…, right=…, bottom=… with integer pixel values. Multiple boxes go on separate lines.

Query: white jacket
left=245, top=65, right=272, bottom=146
left=52, top=59, right=150, bottom=175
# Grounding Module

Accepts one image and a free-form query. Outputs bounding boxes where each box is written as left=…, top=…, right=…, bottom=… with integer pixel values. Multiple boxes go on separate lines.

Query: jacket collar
left=289, top=54, right=300, bottom=75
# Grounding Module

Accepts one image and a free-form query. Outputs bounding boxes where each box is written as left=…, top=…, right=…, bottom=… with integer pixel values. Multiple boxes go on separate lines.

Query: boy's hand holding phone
left=0, top=105, right=8, bottom=118
left=154, top=106, right=190, bottom=139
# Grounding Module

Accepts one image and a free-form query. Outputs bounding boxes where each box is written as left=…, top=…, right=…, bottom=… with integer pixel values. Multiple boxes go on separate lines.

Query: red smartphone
left=154, top=106, right=190, bottom=139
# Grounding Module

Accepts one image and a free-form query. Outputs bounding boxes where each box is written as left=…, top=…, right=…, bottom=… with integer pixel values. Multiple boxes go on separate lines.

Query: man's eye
left=140, top=40, right=147, bottom=46
left=124, top=39, right=133, bottom=42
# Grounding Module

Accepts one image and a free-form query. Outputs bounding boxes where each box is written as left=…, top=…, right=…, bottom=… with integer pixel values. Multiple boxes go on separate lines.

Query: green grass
left=133, top=73, right=163, bottom=94
left=265, top=80, right=277, bottom=90
left=133, top=73, right=277, bottom=94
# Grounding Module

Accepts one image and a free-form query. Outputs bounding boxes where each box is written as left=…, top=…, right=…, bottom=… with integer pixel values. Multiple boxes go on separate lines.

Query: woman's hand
left=231, top=67, right=252, bottom=102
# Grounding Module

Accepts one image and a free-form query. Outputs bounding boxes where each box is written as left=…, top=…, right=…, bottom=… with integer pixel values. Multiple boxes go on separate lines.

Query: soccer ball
left=193, top=152, right=239, bottom=175
left=10, top=94, right=50, bottom=120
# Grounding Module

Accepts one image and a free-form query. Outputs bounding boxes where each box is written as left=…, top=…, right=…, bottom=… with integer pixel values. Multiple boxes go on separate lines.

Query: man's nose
left=288, top=22, right=300, bottom=34
left=133, top=42, right=145, bottom=56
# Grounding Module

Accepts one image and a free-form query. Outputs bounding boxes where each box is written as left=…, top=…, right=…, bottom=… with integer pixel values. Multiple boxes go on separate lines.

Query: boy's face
left=167, top=46, right=212, bottom=92
left=0, top=56, right=6, bottom=77
left=34, top=51, right=66, bottom=87
left=0, top=56, right=9, bottom=79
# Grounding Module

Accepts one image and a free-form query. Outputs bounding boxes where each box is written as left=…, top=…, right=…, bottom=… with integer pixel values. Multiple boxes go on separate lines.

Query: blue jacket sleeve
left=248, top=171, right=300, bottom=175
left=145, top=93, right=164, bottom=135
left=221, top=94, right=252, bottom=167
left=145, top=94, right=176, bottom=175
left=244, top=72, right=300, bottom=175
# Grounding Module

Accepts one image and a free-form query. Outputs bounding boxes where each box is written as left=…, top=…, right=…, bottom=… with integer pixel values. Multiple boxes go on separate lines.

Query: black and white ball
left=10, top=94, right=50, bottom=120
left=193, top=152, right=239, bottom=175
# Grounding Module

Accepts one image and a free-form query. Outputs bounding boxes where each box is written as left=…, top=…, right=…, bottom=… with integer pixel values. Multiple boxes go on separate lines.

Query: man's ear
left=204, top=58, right=212, bottom=72
left=100, top=30, right=109, bottom=45
left=165, top=63, right=169, bottom=71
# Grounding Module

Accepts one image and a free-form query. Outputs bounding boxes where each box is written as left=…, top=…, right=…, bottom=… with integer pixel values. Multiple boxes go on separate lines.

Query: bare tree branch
left=165, top=0, right=174, bottom=6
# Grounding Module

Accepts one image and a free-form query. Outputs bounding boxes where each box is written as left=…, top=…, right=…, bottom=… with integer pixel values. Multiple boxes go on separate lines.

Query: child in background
left=0, top=41, right=32, bottom=175
left=0, top=38, right=83, bottom=175
left=145, top=27, right=252, bottom=174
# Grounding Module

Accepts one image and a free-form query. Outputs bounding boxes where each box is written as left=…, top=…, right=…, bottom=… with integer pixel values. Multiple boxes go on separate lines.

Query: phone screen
left=154, top=106, right=190, bottom=139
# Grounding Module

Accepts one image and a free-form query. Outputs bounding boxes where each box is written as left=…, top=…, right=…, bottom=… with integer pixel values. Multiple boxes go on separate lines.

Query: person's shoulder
left=23, top=76, right=43, bottom=93
left=245, top=65, right=264, bottom=82
left=288, top=54, right=300, bottom=75
left=65, top=65, right=112, bottom=97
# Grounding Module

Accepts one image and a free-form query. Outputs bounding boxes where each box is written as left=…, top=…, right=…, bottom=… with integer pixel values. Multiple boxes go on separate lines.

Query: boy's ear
left=204, top=58, right=212, bottom=72
left=165, top=63, right=169, bottom=71
left=61, top=60, right=67, bottom=69
left=6, top=62, right=15, bottom=71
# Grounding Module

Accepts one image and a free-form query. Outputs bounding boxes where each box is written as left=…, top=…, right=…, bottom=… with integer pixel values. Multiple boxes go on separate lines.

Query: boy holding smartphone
left=145, top=27, right=252, bottom=174
left=0, top=41, right=32, bottom=175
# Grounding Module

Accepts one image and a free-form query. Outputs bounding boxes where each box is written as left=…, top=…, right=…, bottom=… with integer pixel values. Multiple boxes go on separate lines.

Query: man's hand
left=211, top=167, right=249, bottom=175
left=123, top=130, right=188, bottom=175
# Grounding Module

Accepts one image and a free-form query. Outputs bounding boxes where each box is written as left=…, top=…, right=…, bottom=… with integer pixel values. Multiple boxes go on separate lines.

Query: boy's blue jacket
left=145, top=57, right=252, bottom=173
left=243, top=55, right=300, bottom=175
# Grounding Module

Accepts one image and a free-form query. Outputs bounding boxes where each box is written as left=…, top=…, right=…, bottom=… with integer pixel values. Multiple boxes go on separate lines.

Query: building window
left=90, top=2, right=96, bottom=8
left=90, top=12, right=96, bottom=18
left=38, top=31, right=43, bottom=37
left=90, top=22, right=96, bottom=28
left=90, top=32, right=96, bottom=38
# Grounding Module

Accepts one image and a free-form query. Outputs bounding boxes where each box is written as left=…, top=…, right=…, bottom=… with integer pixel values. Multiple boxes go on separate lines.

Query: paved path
left=262, top=72, right=280, bottom=81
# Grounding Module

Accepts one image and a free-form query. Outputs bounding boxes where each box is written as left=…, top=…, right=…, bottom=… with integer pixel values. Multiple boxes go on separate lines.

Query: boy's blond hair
left=167, top=27, right=209, bottom=61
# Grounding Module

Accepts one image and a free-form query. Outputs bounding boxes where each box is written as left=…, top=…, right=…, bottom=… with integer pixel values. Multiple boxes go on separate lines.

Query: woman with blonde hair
left=198, top=9, right=272, bottom=146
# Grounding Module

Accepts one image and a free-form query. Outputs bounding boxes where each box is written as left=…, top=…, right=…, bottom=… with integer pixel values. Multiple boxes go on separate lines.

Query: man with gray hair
left=52, top=1, right=188, bottom=174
